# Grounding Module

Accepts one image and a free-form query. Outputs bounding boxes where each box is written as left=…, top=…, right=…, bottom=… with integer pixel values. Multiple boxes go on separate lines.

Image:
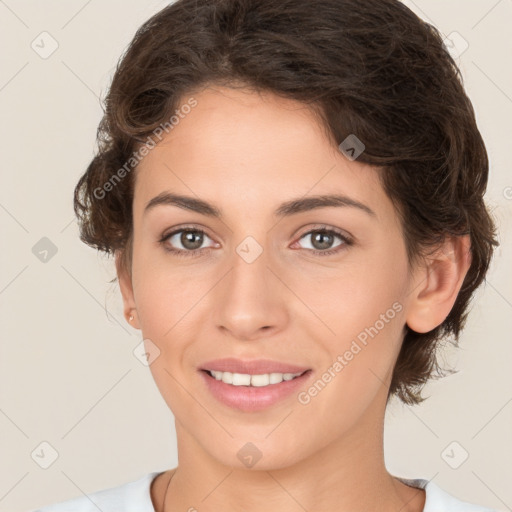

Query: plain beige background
left=0, top=1, right=511, bottom=511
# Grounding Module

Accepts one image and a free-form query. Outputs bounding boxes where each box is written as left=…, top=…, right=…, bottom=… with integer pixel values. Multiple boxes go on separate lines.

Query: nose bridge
left=235, top=233, right=267, bottom=268
left=229, top=233, right=272, bottom=300
left=212, top=232, right=287, bottom=339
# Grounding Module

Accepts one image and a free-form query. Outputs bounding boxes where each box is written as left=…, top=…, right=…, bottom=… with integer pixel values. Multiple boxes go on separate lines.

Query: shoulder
left=30, top=471, right=162, bottom=512
left=397, top=476, right=498, bottom=512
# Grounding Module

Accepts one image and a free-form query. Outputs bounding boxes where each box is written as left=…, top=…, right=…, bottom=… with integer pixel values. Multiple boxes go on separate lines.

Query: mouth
left=198, top=359, right=313, bottom=411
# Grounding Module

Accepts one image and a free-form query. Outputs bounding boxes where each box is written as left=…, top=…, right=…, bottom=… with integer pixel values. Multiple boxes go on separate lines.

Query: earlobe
left=405, top=235, right=472, bottom=334
left=115, top=250, right=140, bottom=329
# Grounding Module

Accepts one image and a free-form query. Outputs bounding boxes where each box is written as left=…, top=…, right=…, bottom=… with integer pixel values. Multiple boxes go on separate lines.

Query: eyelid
left=295, top=223, right=353, bottom=242
left=161, top=223, right=216, bottom=241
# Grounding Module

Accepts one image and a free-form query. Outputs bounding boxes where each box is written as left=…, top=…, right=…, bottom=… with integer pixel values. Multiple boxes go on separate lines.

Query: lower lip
left=199, top=370, right=312, bottom=412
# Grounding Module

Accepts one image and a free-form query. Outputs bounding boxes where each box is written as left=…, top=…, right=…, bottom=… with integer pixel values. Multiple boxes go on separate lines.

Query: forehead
left=133, top=86, right=394, bottom=224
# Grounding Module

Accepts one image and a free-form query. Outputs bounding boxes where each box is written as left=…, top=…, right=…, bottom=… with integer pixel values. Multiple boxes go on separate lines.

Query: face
left=119, top=85, right=419, bottom=470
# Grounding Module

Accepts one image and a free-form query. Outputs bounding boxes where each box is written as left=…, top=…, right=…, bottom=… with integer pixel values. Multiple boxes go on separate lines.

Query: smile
left=199, top=368, right=312, bottom=412
left=206, top=369, right=307, bottom=387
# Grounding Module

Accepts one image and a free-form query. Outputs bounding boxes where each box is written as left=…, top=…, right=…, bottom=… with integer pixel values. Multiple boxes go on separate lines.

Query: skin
left=116, top=85, right=471, bottom=512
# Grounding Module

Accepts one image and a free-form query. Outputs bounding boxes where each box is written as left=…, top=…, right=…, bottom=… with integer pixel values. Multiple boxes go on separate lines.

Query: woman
left=33, top=0, right=499, bottom=510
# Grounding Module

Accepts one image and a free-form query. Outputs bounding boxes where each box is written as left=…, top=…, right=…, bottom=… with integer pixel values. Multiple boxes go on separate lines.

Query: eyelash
left=158, top=224, right=353, bottom=259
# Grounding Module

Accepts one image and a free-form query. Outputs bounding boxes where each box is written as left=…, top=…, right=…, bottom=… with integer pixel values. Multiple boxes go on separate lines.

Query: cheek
left=131, top=261, right=205, bottom=412
left=294, top=240, right=408, bottom=389
left=294, top=279, right=406, bottom=440
left=130, top=252, right=192, bottom=342
left=310, top=273, right=405, bottom=387
left=292, top=238, right=407, bottom=340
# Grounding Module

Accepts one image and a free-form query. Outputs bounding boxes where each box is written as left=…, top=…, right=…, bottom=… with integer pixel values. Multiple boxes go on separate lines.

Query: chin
left=200, top=433, right=317, bottom=473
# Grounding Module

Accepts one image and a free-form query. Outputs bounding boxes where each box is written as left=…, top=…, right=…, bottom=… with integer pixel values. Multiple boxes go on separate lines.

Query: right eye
left=159, top=227, right=218, bottom=257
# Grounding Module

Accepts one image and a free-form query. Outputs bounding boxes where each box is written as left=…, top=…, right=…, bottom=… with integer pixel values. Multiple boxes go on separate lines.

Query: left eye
left=295, top=228, right=351, bottom=255
left=160, top=228, right=217, bottom=254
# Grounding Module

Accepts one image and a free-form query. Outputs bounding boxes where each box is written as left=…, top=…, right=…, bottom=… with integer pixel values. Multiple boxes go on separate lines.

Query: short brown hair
left=74, top=0, right=499, bottom=405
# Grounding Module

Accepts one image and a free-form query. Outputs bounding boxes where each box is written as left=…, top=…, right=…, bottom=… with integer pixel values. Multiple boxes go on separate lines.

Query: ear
left=406, top=234, right=472, bottom=333
left=115, top=250, right=140, bottom=329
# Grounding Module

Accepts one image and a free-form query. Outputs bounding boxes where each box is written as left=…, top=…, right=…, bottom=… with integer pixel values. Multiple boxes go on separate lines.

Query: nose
left=212, top=243, right=289, bottom=341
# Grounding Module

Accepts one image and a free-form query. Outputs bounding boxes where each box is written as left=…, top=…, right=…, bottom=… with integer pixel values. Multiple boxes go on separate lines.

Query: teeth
left=209, top=370, right=304, bottom=387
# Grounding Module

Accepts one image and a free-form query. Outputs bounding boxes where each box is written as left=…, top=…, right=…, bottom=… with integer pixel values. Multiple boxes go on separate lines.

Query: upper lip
left=200, top=358, right=310, bottom=375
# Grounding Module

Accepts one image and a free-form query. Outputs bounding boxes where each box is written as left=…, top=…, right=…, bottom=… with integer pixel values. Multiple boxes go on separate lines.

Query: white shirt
left=31, top=472, right=498, bottom=511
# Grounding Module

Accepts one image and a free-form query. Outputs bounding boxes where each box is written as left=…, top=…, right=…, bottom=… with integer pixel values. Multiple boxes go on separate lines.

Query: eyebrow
left=144, top=192, right=376, bottom=218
